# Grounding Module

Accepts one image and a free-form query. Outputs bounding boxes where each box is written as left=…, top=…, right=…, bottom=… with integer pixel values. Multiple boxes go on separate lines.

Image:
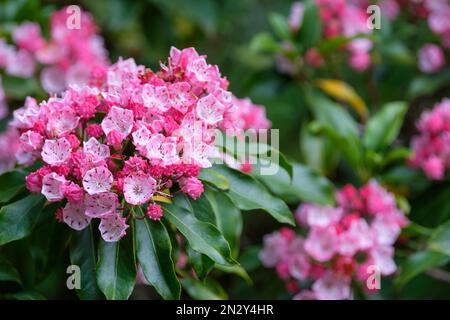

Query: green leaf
left=0, top=194, right=46, bottom=245
left=163, top=203, right=236, bottom=266
left=429, top=221, right=450, bottom=255
left=254, top=162, right=335, bottom=205
left=198, top=168, right=229, bottom=190
left=187, top=246, right=215, bottom=281
left=306, top=91, right=359, bottom=137
left=305, top=90, right=362, bottom=168
left=297, top=0, right=322, bottom=48
left=363, top=102, right=407, bottom=152
left=181, top=277, right=227, bottom=300
left=396, top=251, right=450, bottom=288
left=1, top=75, right=42, bottom=99
left=300, top=125, right=338, bottom=175
left=0, top=256, right=23, bottom=285
left=269, top=12, right=290, bottom=40
left=134, top=218, right=181, bottom=300
left=408, top=72, right=450, bottom=99
left=250, top=32, right=280, bottom=53
left=97, top=234, right=136, bottom=300
left=318, top=36, right=350, bottom=54
left=380, top=41, right=415, bottom=65
left=0, top=170, right=26, bottom=203
left=176, top=193, right=215, bottom=225
left=213, top=165, right=294, bottom=225
left=70, top=226, right=104, bottom=300
left=203, top=187, right=242, bottom=257
left=216, top=264, right=251, bottom=284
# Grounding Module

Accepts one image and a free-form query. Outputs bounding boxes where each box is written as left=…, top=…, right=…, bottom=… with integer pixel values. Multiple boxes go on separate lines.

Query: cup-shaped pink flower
left=101, top=106, right=134, bottom=138
left=196, top=94, right=224, bottom=125
left=63, top=201, right=91, bottom=231
left=123, top=172, right=157, bottom=205
left=99, top=214, right=129, bottom=242
left=41, top=172, right=67, bottom=202
left=141, top=84, right=170, bottom=113
left=41, top=137, right=71, bottom=165
left=83, top=137, right=110, bottom=162
left=85, top=192, right=119, bottom=218
left=312, top=272, right=351, bottom=300
left=82, top=166, right=113, bottom=195
left=304, top=226, right=338, bottom=262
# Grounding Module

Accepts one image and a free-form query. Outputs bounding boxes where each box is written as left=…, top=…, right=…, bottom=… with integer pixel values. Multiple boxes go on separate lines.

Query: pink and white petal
left=85, top=192, right=119, bottom=218
left=123, top=173, right=157, bottom=205
left=41, top=172, right=67, bottom=202
left=82, top=166, right=113, bottom=195
left=101, top=106, right=134, bottom=137
left=63, top=201, right=91, bottom=231
left=132, top=125, right=151, bottom=147
left=83, top=137, right=110, bottom=161
left=41, top=137, right=71, bottom=165
left=99, top=214, right=129, bottom=242
left=196, top=94, right=224, bottom=125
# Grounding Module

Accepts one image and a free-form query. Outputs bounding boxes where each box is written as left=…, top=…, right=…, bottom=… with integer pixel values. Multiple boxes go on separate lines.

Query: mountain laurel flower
left=11, top=46, right=269, bottom=242
left=261, top=181, right=408, bottom=300
left=410, top=99, right=450, bottom=180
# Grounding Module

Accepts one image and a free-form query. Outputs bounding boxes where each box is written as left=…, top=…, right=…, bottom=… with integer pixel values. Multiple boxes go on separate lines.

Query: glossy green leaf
left=70, top=226, right=104, bottom=300
left=0, top=170, right=26, bottom=203
left=250, top=32, right=280, bottom=53
left=429, top=221, right=450, bottom=255
left=396, top=251, right=450, bottom=288
left=134, top=218, right=181, bottom=300
left=254, top=162, right=335, bottom=205
left=97, top=235, right=136, bottom=300
left=181, top=277, right=227, bottom=300
left=198, top=168, right=230, bottom=190
left=0, top=194, right=46, bottom=245
left=269, top=12, right=290, bottom=40
left=213, top=165, right=294, bottom=225
left=163, top=203, right=236, bottom=265
left=297, top=0, right=322, bottom=48
left=187, top=246, right=215, bottom=281
left=363, top=102, right=407, bottom=152
left=203, top=187, right=242, bottom=257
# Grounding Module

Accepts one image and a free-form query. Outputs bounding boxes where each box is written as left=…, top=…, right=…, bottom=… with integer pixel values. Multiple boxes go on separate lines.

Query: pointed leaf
left=0, top=194, right=46, bottom=245
left=97, top=234, right=136, bottom=300
left=213, top=165, right=294, bottom=225
left=134, top=218, right=180, bottom=300
left=70, top=226, right=104, bottom=300
left=163, top=203, right=236, bottom=265
left=363, top=102, right=407, bottom=152
left=0, top=170, right=26, bottom=203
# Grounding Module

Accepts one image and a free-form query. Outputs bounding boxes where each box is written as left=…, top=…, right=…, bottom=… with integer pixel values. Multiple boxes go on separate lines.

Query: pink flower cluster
left=287, top=0, right=373, bottom=71
left=9, top=47, right=268, bottom=242
left=260, top=180, right=408, bottom=300
left=0, top=6, right=108, bottom=93
left=410, top=98, right=450, bottom=180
